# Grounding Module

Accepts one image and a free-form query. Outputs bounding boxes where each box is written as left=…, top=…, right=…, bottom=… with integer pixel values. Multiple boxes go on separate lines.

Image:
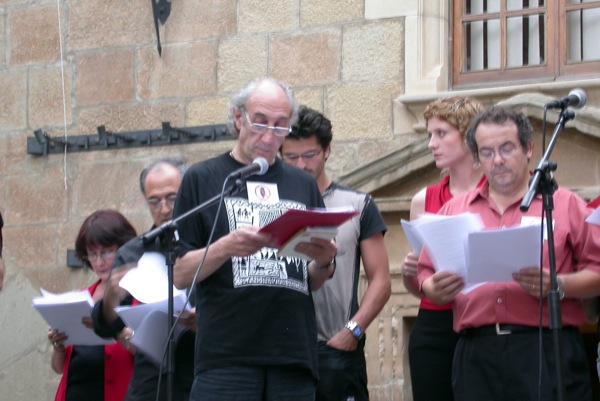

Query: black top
left=66, top=345, right=104, bottom=401
left=173, top=152, right=324, bottom=379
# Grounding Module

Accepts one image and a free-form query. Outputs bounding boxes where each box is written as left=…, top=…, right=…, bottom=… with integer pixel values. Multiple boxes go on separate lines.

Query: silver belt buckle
left=496, top=323, right=512, bottom=335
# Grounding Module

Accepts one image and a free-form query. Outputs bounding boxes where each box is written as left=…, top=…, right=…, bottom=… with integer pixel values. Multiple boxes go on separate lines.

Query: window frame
left=451, top=0, right=600, bottom=89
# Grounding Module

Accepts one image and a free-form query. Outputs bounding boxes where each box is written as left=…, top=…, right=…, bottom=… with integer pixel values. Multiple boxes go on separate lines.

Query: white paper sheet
left=400, top=219, right=424, bottom=254
left=32, top=289, right=114, bottom=346
left=128, top=309, right=185, bottom=367
left=413, top=213, right=484, bottom=278
left=115, top=292, right=190, bottom=332
left=118, top=252, right=187, bottom=304
left=586, top=207, right=600, bottom=226
left=466, top=224, right=541, bottom=283
left=414, top=212, right=542, bottom=286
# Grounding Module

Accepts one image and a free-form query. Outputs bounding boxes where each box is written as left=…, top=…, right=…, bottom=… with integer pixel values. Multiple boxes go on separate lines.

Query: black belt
left=460, top=323, right=546, bottom=336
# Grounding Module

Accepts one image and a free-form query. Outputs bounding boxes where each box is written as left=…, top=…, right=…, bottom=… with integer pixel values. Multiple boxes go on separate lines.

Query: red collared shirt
left=417, top=183, right=600, bottom=332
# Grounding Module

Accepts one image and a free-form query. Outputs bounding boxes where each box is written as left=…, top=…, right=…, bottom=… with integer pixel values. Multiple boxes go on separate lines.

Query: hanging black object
left=152, top=0, right=171, bottom=56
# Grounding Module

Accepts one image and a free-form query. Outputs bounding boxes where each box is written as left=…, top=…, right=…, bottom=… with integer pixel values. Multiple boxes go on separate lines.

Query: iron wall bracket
left=27, top=122, right=234, bottom=156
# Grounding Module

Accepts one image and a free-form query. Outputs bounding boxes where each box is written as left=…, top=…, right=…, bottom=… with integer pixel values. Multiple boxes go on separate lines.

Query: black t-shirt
left=174, top=152, right=324, bottom=379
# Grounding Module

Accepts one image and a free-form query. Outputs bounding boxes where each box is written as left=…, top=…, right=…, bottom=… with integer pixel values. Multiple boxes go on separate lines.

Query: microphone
left=545, top=88, right=587, bottom=109
left=227, top=157, right=269, bottom=179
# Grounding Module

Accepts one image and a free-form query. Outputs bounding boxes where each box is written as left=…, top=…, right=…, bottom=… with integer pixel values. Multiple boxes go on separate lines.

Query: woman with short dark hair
left=48, top=210, right=137, bottom=401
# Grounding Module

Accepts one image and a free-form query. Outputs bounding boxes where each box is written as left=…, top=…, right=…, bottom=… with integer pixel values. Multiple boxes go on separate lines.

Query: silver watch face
left=346, top=321, right=363, bottom=338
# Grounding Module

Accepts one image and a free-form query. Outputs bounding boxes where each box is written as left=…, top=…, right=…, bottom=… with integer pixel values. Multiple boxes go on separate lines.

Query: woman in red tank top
left=403, top=97, right=484, bottom=401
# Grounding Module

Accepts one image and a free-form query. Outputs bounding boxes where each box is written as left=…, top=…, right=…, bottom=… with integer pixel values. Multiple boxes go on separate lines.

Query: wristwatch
left=557, top=277, right=565, bottom=301
left=345, top=320, right=364, bottom=340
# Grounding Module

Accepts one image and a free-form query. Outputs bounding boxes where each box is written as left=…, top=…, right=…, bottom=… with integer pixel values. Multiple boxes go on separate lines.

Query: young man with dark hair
left=281, top=106, right=391, bottom=401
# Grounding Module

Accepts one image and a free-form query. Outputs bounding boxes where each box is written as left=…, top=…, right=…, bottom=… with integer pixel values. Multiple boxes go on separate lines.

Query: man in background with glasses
left=280, top=106, right=391, bottom=401
left=92, top=158, right=197, bottom=401
left=173, top=77, right=338, bottom=401
left=418, top=106, right=600, bottom=401
left=140, top=159, right=185, bottom=228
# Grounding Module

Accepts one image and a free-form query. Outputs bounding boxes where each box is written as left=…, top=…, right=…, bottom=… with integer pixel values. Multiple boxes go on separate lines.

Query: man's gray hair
left=139, top=158, right=187, bottom=196
left=226, top=77, right=299, bottom=137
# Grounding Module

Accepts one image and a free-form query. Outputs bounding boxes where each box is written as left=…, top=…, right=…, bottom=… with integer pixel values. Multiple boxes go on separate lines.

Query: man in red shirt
left=418, top=106, right=600, bottom=401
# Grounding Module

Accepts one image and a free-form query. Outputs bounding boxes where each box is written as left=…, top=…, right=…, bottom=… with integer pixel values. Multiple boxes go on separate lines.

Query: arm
left=418, top=245, right=464, bottom=305
left=102, top=266, right=131, bottom=323
left=174, top=226, right=273, bottom=289
left=114, top=327, right=136, bottom=354
left=513, top=267, right=600, bottom=300
left=409, top=187, right=427, bottom=221
left=92, top=235, right=145, bottom=338
left=328, top=233, right=391, bottom=351
left=92, top=265, right=133, bottom=338
left=301, top=237, right=338, bottom=291
left=177, top=307, right=197, bottom=332
left=48, top=328, right=68, bottom=374
left=402, top=188, right=426, bottom=297
left=174, top=224, right=336, bottom=291
left=421, top=270, right=465, bottom=305
left=51, top=347, right=66, bottom=374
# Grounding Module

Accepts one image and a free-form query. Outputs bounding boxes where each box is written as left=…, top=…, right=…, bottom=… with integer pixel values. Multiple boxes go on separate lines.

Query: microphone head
left=253, top=157, right=269, bottom=175
left=569, top=88, right=587, bottom=109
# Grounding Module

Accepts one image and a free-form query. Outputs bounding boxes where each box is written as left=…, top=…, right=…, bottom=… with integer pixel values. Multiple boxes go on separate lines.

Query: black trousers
left=454, top=325, right=592, bottom=401
left=408, top=308, right=458, bottom=401
left=316, top=340, right=368, bottom=401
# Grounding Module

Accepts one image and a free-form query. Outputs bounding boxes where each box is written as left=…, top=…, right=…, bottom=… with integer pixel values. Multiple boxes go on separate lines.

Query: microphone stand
left=520, top=107, right=575, bottom=401
left=141, top=178, right=246, bottom=401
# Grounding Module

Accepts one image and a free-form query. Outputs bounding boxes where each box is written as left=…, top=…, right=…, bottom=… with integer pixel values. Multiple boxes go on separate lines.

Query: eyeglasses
left=85, top=250, right=116, bottom=262
left=147, top=194, right=177, bottom=210
left=478, top=143, right=518, bottom=160
left=244, top=112, right=291, bottom=137
left=281, top=149, right=323, bottom=162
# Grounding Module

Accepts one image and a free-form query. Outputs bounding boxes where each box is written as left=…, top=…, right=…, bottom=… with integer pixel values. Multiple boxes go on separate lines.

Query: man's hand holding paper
left=512, top=266, right=551, bottom=299
left=422, top=270, right=465, bottom=305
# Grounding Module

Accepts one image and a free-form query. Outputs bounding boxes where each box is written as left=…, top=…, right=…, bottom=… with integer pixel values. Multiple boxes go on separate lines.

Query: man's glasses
left=85, top=250, right=116, bottom=262
left=281, top=149, right=323, bottom=162
left=478, top=143, right=518, bottom=160
left=245, top=112, right=291, bottom=137
left=147, top=194, right=177, bottom=210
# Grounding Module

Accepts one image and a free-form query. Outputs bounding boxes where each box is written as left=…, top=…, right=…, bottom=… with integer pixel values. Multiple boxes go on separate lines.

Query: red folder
left=260, top=207, right=359, bottom=249
left=588, top=195, right=600, bottom=209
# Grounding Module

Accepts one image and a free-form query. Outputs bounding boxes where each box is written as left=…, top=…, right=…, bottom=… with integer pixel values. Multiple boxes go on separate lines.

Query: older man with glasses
left=139, top=159, right=185, bottom=227
left=92, top=159, right=197, bottom=401
left=172, top=77, right=338, bottom=401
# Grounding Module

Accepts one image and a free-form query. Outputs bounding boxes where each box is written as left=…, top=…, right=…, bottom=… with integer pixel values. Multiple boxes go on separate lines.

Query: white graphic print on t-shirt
left=225, top=197, right=309, bottom=295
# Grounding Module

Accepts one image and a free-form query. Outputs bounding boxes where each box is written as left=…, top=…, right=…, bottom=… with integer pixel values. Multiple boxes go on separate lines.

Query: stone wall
left=0, top=1, right=411, bottom=399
